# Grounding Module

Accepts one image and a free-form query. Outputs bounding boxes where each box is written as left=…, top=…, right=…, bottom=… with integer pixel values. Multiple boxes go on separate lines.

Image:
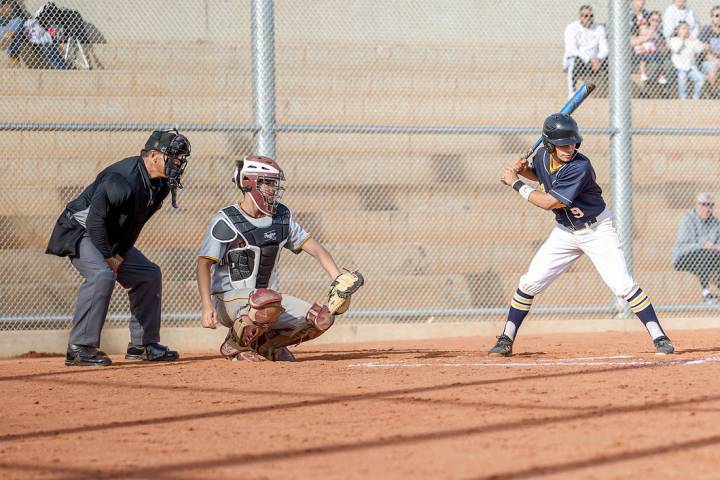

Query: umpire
left=46, top=129, right=191, bottom=366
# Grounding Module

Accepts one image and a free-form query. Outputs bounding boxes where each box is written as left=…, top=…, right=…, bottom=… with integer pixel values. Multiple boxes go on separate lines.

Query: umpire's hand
left=106, top=255, right=124, bottom=273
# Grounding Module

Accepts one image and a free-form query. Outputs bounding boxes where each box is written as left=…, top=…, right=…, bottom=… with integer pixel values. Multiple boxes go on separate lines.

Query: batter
left=489, top=113, right=674, bottom=356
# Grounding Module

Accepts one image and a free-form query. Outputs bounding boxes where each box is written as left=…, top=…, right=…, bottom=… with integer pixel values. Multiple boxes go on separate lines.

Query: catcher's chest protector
left=214, top=204, right=290, bottom=290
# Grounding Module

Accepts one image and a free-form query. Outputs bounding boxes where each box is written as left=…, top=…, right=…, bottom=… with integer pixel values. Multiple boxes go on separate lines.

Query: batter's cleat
left=653, top=336, right=675, bottom=355
left=488, top=335, right=513, bottom=357
left=65, top=345, right=112, bottom=366
left=125, top=342, right=180, bottom=361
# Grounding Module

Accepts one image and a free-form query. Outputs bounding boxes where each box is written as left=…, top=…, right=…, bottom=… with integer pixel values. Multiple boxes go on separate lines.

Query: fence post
left=609, top=0, right=633, bottom=315
left=251, top=0, right=277, bottom=158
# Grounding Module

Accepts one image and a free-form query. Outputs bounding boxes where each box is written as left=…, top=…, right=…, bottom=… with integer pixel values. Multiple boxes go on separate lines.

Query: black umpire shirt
left=46, top=156, right=169, bottom=259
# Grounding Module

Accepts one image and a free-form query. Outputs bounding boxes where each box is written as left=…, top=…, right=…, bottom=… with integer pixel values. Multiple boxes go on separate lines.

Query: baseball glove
left=327, top=270, right=364, bottom=315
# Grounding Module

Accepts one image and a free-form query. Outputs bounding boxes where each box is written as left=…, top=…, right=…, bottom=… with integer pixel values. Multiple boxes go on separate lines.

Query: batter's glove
left=327, top=269, right=364, bottom=315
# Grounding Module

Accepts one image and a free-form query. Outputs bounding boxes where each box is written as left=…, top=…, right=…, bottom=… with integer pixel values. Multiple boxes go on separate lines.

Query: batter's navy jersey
left=529, top=148, right=606, bottom=228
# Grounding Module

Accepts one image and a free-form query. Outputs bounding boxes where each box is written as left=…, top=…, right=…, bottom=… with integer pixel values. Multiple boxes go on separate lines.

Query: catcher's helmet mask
left=143, top=129, right=191, bottom=208
left=232, top=155, right=285, bottom=216
left=541, top=113, right=582, bottom=155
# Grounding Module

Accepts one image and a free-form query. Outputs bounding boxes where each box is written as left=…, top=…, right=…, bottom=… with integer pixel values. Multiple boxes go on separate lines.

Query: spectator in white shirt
left=669, top=21, right=707, bottom=99
left=663, top=0, right=700, bottom=40
left=563, top=5, right=608, bottom=97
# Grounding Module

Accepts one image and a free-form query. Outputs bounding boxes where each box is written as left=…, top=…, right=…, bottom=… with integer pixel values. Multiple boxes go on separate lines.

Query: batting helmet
left=232, top=155, right=285, bottom=216
left=541, top=113, right=582, bottom=153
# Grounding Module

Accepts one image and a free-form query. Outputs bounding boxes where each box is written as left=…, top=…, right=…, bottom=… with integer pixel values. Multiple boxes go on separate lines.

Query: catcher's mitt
left=327, top=270, right=364, bottom=315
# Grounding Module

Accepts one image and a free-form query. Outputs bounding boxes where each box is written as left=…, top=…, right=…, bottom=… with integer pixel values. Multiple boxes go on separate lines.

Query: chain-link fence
left=2, top=0, right=720, bottom=331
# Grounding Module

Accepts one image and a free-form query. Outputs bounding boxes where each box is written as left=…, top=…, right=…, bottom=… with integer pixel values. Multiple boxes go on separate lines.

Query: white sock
left=502, top=322, right=517, bottom=340
left=645, top=321, right=665, bottom=340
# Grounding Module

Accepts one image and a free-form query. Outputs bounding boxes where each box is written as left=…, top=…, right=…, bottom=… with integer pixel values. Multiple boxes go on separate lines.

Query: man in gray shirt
left=672, top=192, right=720, bottom=304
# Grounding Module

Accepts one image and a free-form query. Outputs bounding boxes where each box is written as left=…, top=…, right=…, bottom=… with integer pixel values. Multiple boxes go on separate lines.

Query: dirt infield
left=1, top=329, right=720, bottom=480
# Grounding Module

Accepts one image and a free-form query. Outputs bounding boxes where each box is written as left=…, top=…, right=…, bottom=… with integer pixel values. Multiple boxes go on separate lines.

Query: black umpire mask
left=164, top=134, right=190, bottom=208
left=144, top=129, right=191, bottom=208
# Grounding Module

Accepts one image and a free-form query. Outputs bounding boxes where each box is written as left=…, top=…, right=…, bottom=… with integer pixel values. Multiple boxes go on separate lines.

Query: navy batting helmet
left=541, top=113, right=582, bottom=153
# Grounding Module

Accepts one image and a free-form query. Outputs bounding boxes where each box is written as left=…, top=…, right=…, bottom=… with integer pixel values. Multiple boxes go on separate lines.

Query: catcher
left=196, top=155, right=363, bottom=362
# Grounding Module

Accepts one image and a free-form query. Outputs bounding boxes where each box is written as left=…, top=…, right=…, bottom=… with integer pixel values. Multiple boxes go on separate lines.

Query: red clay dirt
left=1, top=329, right=720, bottom=480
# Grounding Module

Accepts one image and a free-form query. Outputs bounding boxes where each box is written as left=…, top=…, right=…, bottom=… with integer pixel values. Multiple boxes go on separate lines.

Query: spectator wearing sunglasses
left=672, top=192, right=720, bottom=305
left=699, top=5, right=720, bottom=89
left=563, top=5, right=608, bottom=97
left=663, top=0, right=699, bottom=40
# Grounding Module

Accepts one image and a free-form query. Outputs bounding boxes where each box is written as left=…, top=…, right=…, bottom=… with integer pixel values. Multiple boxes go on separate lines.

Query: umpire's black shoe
left=125, top=342, right=180, bottom=361
left=653, top=336, right=675, bottom=355
left=65, top=344, right=112, bottom=367
left=488, top=335, right=514, bottom=357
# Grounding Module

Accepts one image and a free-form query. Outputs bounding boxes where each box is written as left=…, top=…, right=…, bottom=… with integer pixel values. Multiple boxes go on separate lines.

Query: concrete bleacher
left=4, top=31, right=719, bottom=318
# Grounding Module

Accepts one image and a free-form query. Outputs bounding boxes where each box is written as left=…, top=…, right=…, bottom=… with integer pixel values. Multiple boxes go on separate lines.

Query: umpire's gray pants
left=68, top=236, right=162, bottom=347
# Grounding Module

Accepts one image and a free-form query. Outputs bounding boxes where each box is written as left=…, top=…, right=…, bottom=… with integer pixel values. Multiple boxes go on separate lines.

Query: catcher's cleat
left=65, top=345, right=112, bottom=367
left=237, top=350, right=267, bottom=362
left=653, top=336, right=675, bottom=355
left=488, top=335, right=514, bottom=357
left=270, top=347, right=296, bottom=362
left=220, top=331, right=247, bottom=359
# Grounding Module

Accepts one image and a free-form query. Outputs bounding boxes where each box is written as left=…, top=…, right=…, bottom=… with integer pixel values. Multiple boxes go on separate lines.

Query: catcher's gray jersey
left=198, top=203, right=310, bottom=294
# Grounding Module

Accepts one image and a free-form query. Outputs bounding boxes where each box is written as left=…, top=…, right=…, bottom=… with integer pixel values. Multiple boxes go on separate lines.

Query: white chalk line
left=347, top=355, right=720, bottom=369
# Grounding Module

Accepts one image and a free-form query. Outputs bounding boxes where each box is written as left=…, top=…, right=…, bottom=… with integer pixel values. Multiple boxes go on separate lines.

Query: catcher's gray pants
left=68, top=236, right=162, bottom=348
left=213, top=289, right=311, bottom=333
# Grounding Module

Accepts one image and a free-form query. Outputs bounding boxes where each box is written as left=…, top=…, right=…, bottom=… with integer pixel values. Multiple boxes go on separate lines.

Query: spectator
left=632, top=11, right=669, bottom=85
left=631, top=0, right=650, bottom=35
left=22, top=3, right=68, bottom=69
left=563, top=5, right=608, bottom=97
left=699, top=5, right=720, bottom=89
left=672, top=193, right=720, bottom=304
left=663, top=0, right=700, bottom=40
left=0, top=0, right=28, bottom=68
left=669, top=21, right=706, bottom=99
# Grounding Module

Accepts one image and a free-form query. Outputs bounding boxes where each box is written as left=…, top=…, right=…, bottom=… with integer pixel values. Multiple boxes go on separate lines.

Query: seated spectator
left=672, top=193, right=720, bottom=305
left=563, top=5, right=608, bottom=97
left=699, top=5, right=720, bottom=89
left=646, top=11, right=670, bottom=85
left=0, top=0, right=28, bottom=68
left=663, top=0, right=700, bottom=41
left=632, top=11, right=671, bottom=89
left=669, top=21, right=706, bottom=99
left=22, top=3, right=68, bottom=69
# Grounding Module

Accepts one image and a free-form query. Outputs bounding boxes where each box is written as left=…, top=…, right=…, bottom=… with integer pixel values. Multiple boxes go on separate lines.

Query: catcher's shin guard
left=256, top=303, right=334, bottom=359
left=230, top=288, right=284, bottom=348
left=304, top=303, right=334, bottom=340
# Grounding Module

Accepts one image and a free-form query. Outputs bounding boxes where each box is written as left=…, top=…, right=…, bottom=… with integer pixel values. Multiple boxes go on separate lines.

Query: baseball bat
left=522, top=81, right=596, bottom=160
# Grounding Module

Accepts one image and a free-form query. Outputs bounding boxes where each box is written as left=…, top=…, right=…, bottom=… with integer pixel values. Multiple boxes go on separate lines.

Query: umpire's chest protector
left=211, top=204, right=291, bottom=290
